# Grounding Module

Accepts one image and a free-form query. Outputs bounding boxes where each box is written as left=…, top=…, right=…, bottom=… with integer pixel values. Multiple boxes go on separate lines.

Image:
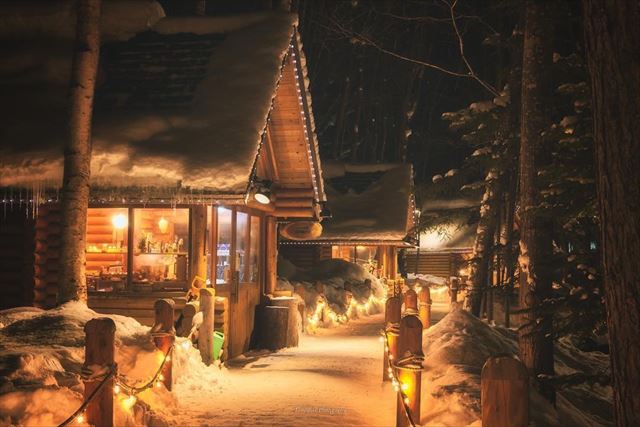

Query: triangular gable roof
left=0, top=12, right=324, bottom=204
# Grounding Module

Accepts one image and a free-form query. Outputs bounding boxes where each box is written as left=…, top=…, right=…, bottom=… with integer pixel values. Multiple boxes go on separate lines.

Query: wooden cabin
left=279, top=163, right=416, bottom=278
left=0, top=11, right=326, bottom=359
left=406, top=198, right=478, bottom=280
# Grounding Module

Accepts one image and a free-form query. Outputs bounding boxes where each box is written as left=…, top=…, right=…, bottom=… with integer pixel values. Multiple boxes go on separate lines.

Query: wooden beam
left=275, top=188, right=315, bottom=198
left=189, top=205, right=207, bottom=288
left=265, top=216, right=277, bottom=295
left=274, top=197, right=313, bottom=208
left=273, top=208, right=315, bottom=218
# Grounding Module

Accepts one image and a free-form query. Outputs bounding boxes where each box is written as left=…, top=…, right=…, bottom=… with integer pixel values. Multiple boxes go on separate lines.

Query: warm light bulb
left=111, top=213, right=127, bottom=230
left=401, top=383, right=409, bottom=391
left=379, top=336, right=384, bottom=342
left=254, top=192, right=271, bottom=205
left=181, top=340, right=191, bottom=350
left=404, top=397, right=410, bottom=405
left=166, top=355, right=171, bottom=362
left=76, top=413, right=85, bottom=424
left=113, top=384, right=120, bottom=395
left=155, top=381, right=162, bottom=388
left=158, top=217, right=169, bottom=233
left=158, top=374, right=164, bottom=381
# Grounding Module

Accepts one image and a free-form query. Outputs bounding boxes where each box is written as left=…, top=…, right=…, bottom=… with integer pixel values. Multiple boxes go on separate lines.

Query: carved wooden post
left=418, top=286, right=432, bottom=328
left=383, top=296, right=402, bottom=382
left=84, top=318, right=115, bottom=427
left=179, top=301, right=199, bottom=337
left=199, top=288, right=216, bottom=365
left=152, top=299, right=175, bottom=391
left=481, top=356, right=529, bottom=427
left=396, top=315, right=423, bottom=427
left=403, top=288, right=418, bottom=314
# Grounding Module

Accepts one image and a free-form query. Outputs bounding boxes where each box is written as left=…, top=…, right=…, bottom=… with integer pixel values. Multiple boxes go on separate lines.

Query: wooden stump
left=396, top=314, right=423, bottom=427
left=418, top=287, right=432, bottom=328
left=383, top=296, right=402, bottom=382
left=481, top=356, right=529, bottom=427
left=268, top=296, right=299, bottom=347
left=152, top=299, right=175, bottom=390
left=263, top=306, right=289, bottom=351
left=84, top=318, right=116, bottom=427
left=199, top=288, right=216, bottom=365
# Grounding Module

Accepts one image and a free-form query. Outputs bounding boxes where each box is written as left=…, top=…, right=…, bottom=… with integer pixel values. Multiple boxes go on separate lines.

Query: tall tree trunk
left=58, top=0, right=101, bottom=304
left=466, top=168, right=502, bottom=316
left=517, top=0, right=555, bottom=403
left=583, top=2, right=640, bottom=425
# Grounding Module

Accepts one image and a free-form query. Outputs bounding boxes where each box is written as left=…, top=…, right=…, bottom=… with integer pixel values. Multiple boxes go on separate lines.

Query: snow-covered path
left=164, top=313, right=398, bottom=427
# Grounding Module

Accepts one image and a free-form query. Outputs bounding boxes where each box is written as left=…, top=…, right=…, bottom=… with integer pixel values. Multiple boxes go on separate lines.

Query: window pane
left=132, top=208, right=189, bottom=289
left=248, top=216, right=260, bottom=283
left=86, top=208, right=128, bottom=292
left=216, top=207, right=232, bottom=284
left=236, top=212, right=249, bottom=282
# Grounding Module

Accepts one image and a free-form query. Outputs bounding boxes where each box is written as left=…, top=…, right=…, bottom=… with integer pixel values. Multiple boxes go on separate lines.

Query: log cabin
left=406, top=198, right=478, bottom=280
left=0, top=10, right=326, bottom=359
left=279, top=163, right=417, bottom=279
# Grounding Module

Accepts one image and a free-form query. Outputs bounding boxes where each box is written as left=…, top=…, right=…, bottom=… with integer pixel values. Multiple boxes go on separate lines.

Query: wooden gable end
left=256, top=48, right=320, bottom=219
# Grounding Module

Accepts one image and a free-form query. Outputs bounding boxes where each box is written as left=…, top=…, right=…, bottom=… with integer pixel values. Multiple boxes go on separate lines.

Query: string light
left=381, top=331, right=418, bottom=427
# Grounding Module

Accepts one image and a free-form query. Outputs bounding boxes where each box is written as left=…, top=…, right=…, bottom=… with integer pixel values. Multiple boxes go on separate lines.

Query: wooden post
left=189, top=205, right=207, bottom=290
left=481, top=356, right=529, bottom=427
left=383, top=296, right=402, bottom=382
left=450, top=278, right=459, bottom=306
left=403, top=288, right=418, bottom=314
left=152, top=299, right=175, bottom=391
left=418, top=287, right=431, bottom=328
left=265, top=216, right=278, bottom=295
left=84, top=318, right=115, bottom=427
left=179, top=301, right=199, bottom=337
left=199, top=288, right=216, bottom=365
left=396, top=315, right=423, bottom=427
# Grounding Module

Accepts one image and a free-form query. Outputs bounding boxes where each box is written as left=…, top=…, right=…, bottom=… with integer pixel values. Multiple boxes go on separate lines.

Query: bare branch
left=448, top=0, right=500, bottom=96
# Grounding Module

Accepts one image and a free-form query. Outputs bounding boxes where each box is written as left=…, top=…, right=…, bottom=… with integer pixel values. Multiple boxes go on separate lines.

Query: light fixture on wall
left=111, top=213, right=128, bottom=230
left=158, top=217, right=169, bottom=233
left=253, top=179, right=273, bottom=205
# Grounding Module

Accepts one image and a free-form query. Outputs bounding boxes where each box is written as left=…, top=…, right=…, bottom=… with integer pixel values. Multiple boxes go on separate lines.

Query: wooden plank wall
left=0, top=206, right=35, bottom=309
left=278, top=245, right=319, bottom=270
left=406, top=252, right=453, bottom=278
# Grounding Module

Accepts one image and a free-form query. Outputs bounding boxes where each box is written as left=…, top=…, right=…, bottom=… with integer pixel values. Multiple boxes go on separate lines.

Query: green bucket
left=213, top=331, right=225, bottom=360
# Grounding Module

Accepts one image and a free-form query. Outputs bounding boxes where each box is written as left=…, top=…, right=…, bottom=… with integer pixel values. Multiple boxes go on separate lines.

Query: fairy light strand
left=381, top=331, right=418, bottom=427
left=58, top=344, right=175, bottom=426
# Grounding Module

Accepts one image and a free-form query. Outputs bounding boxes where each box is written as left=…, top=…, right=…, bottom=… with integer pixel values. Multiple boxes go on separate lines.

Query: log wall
left=33, top=204, right=62, bottom=308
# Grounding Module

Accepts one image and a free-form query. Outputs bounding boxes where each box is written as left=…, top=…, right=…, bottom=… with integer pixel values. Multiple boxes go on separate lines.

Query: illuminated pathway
left=155, top=301, right=452, bottom=427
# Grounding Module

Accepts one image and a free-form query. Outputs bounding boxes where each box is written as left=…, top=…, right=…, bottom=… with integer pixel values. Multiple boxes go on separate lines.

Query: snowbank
left=279, top=259, right=385, bottom=330
left=420, top=306, right=612, bottom=426
left=0, top=302, right=224, bottom=427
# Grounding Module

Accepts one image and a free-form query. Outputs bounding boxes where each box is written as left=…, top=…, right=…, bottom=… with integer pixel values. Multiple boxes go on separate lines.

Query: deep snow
left=0, top=297, right=612, bottom=426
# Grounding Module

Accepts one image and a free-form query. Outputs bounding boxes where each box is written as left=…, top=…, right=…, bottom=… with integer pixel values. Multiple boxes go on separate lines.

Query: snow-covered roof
left=417, top=196, right=480, bottom=251
left=0, top=11, right=322, bottom=199
left=285, top=163, right=415, bottom=244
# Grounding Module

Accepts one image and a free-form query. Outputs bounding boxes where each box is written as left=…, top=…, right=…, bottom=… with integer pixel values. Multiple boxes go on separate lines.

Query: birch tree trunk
left=58, top=0, right=101, bottom=304
left=583, top=1, right=640, bottom=424
left=517, top=0, right=555, bottom=403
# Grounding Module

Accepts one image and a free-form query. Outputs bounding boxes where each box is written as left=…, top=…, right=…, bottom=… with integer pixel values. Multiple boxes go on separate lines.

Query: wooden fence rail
left=60, top=299, right=178, bottom=426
